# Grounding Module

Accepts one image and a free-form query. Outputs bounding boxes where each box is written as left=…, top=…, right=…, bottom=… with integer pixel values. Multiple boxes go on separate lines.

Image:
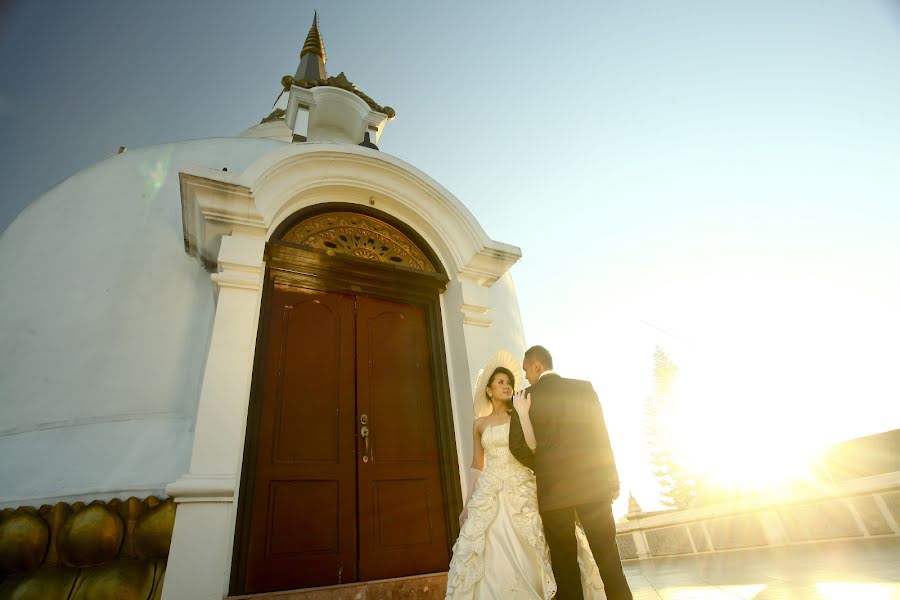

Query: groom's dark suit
left=509, top=373, right=633, bottom=600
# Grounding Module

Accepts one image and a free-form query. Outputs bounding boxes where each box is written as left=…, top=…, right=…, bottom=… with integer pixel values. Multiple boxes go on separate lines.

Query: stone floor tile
left=622, top=538, right=900, bottom=600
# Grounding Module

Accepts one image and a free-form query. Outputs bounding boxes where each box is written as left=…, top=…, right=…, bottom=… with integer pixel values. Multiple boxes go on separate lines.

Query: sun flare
left=617, top=269, right=900, bottom=499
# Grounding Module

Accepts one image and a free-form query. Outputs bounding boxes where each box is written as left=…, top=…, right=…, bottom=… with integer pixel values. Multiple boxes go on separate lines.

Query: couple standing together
left=445, top=346, right=633, bottom=600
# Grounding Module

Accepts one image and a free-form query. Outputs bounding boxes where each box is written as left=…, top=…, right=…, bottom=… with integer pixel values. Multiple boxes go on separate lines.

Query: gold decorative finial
left=300, top=12, right=326, bottom=62
left=627, top=493, right=643, bottom=514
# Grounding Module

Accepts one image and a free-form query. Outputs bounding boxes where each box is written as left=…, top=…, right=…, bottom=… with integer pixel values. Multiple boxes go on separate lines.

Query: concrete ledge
left=615, top=471, right=900, bottom=561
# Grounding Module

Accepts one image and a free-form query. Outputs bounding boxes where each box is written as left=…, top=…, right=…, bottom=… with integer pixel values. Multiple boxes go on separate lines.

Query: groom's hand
left=513, top=390, right=531, bottom=414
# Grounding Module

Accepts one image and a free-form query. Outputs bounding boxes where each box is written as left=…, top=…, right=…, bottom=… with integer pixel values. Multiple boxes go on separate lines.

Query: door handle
left=360, top=425, right=370, bottom=463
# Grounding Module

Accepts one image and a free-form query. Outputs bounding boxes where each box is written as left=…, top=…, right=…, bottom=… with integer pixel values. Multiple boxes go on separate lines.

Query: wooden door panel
left=245, top=286, right=357, bottom=593
left=367, top=314, right=427, bottom=462
left=266, top=480, right=339, bottom=555
left=273, top=299, right=343, bottom=464
left=373, top=479, right=436, bottom=547
left=355, top=297, right=450, bottom=580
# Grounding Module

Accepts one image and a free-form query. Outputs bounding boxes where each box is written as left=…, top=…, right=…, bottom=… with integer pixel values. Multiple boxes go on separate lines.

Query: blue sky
left=2, top=1, right=899, bottom=507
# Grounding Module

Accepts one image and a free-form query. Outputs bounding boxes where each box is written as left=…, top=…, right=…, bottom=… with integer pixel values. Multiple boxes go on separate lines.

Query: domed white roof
left=0, top=137, right=285, bottom=507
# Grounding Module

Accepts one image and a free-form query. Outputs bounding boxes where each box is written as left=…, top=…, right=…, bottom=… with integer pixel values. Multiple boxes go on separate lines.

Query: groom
left=509, top=345, right=633, bottom=600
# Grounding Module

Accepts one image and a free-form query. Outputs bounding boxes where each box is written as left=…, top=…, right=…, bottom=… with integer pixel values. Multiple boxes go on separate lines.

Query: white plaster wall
left=0, top=137, right=284, bottom=507
left=487, top=272, right=529, bottom=365
left=447, top=271, right=528, bottom=485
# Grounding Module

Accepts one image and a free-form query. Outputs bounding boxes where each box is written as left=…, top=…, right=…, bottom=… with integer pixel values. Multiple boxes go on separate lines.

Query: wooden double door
left=243, top=284, right=450, bottom=593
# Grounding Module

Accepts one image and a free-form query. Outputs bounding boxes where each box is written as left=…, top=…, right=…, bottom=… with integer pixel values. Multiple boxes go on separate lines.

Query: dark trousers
left=541, top=500, right=633, bottom=600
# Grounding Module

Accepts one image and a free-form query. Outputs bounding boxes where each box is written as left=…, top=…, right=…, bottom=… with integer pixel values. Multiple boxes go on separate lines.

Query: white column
left=843, top=498, right=872, bottom=537
left=444, top=276, right=494, bottom=483
left=758, top=509, right=789, bottom=546
left=162, top=234, right=266, bottom=600
left=874, top=494, right=900, bottom=533
left=632, top=528, right=651, bottom=560
left=700, top=521, right=714, bottom=552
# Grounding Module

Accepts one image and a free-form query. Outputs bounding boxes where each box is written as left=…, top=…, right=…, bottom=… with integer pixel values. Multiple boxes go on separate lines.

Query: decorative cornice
left=281, top=72, right=395, bottom=118
left=165, top=475, right=236, bottom=503
left=461, top=303, right=492, bottom=328
left=260, top=107, right=286, bottom=124
left=460, top=303, right=489, bottom=315
left=179, top=171, right=264, bottom=271
left=462, top=315, right=492, bottom=328
left=179, top=145, right=523, bottom=284
left=460, top=245, right=522, bottom=286
left=210, top=271, right=263, bottom=291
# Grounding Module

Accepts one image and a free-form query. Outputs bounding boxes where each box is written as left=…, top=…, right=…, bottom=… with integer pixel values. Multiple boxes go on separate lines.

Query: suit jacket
left=509, top=373, right=620, bottom=512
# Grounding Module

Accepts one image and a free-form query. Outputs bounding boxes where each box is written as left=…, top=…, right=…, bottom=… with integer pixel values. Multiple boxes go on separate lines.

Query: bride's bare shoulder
left=473, top=416, right=487, bottom=434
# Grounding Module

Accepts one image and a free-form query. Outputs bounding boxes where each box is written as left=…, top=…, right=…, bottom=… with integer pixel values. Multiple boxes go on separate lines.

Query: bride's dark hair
left=487, top=367, right=515, bottom=391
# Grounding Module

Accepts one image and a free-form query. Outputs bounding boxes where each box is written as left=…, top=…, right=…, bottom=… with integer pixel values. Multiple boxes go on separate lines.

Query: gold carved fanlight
left=281, top=212, right=436, bottom=272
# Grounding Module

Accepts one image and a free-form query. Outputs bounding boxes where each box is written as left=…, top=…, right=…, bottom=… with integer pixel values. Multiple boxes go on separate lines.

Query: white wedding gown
left=445, top=422, right=607, bottom=599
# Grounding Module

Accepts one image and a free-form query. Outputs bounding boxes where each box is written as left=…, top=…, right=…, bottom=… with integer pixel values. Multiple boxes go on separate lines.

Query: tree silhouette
left=644, top=347, right=698, bottom=509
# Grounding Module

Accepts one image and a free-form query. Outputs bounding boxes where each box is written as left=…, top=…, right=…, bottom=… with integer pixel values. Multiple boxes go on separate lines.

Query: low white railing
left=614, top=472, right=900, bottom=559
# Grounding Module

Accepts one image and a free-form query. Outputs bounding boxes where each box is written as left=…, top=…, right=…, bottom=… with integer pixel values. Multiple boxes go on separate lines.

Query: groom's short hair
left=525, top=345, right=553, bottom=369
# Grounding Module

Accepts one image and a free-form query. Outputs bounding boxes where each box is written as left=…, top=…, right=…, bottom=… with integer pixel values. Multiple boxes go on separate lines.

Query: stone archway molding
left=180, top=143, right=520, bottom=285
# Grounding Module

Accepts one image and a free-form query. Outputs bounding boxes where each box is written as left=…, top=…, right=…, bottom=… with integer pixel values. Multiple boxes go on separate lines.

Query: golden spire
left=300, top=12, right=326, bottom=62
left=627, top=493, right=643, bottom=514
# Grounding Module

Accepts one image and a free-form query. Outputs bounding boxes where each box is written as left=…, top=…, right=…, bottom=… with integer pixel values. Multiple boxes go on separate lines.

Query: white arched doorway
left=162, top=144, right=522, bottom=600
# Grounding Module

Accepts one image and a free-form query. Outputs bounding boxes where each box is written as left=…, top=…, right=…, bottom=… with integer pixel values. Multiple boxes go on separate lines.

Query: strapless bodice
left=481, top=421, right=532, bottom=483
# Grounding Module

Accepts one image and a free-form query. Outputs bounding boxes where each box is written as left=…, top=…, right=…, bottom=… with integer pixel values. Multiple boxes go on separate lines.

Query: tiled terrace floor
left=623, top=537, right=900, bottom=599
left=231, top=538, right=900, bottom=599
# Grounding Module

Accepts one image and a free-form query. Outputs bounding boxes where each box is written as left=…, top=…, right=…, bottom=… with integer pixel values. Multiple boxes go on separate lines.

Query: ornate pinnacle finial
left=300, top=12, right=326, bottom=62
left=627, top=493, right=643, bottom=514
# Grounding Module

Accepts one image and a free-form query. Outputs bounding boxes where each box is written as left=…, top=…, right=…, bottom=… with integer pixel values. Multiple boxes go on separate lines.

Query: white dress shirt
left=538, top=370, right=557, bottom=380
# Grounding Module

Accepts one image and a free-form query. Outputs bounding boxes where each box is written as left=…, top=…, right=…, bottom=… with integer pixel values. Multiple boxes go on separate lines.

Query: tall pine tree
left=644, top=347, right=698, bottom=509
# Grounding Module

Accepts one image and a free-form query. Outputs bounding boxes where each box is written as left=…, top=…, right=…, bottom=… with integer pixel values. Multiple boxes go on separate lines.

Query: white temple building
left=3, top=15, right=900, bottom=600
left=0, top=15, right=526, bottom=599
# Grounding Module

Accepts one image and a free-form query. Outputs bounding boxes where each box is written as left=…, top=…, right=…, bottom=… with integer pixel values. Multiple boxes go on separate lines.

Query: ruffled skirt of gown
left=445, top=422, right=606, bottom=599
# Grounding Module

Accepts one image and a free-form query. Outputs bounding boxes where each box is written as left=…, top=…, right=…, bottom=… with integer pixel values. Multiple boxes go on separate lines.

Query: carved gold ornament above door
left=281, top=212, right=435, bottom=272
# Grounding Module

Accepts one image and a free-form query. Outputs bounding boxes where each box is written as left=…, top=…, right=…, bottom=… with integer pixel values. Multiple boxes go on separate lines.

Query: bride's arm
left=460, top=419, right=485, bottom=527
left=471, top=417, right=485, bottom=471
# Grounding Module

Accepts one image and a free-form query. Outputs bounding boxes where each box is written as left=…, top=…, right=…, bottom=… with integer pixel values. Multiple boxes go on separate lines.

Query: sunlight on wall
left=139, top=147, right=174, bottom=206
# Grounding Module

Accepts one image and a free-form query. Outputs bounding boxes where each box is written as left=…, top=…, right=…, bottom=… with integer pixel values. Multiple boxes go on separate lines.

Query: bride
left=445, top=351, right=607, bottom=599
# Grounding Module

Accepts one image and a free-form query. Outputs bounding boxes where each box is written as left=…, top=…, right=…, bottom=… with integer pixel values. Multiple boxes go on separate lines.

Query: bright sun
left=655, top=354, right=829, bottom=496
left=573, top=266, right=900, bottom=510
left=629, top=270, right=900, bottom=496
